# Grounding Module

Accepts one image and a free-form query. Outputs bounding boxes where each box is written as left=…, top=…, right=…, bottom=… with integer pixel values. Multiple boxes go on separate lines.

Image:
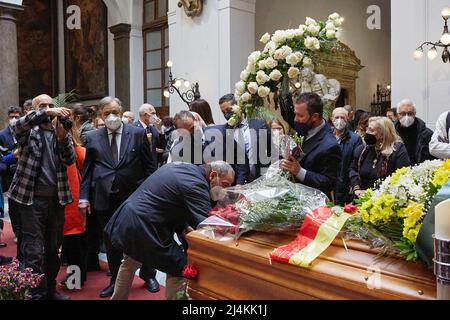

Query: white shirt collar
left=139, top=119, right=148, bottom=128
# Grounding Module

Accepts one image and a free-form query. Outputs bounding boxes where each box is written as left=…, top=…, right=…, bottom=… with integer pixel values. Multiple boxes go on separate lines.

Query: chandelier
left=413, top=7, right=450, bottom=63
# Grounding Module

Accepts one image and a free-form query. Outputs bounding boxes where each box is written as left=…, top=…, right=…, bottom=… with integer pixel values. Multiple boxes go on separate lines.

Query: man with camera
left=8, top=94, right=76, bottom=300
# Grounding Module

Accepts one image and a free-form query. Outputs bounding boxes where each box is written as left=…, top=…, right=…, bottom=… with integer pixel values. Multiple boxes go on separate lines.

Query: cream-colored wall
left=255, top=0, right=391, bottom=111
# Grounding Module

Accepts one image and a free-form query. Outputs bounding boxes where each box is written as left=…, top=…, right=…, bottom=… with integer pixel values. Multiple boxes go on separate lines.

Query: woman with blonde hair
left=349, top=116, right=410, bottom=198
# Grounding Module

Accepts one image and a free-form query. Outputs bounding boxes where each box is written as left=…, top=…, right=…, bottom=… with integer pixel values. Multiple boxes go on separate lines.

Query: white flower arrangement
left=228, top=12, right=343, bottom=126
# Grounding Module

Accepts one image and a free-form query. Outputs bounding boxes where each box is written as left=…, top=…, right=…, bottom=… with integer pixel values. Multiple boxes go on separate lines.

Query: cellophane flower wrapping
left=198, top=168, right=328, bottom=241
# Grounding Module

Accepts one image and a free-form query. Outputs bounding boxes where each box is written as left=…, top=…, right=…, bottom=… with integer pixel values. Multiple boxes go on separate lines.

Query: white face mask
left=9, top=118, right=18, bottom=127
left=333, top=118, right=347, bottom=131
left=105, top=114, right=122, bottom=131
left=400, top=115, right=415, bottom=128
left=121, top=117, right=129, bottom=124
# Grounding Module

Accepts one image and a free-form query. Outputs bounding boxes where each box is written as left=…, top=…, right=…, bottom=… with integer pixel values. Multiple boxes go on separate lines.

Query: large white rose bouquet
left=230, top=13, right=344, bottom=126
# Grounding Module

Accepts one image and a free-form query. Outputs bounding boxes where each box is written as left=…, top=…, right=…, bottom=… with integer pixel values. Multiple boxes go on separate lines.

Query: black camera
left=58, top=116, right=73, bottom=131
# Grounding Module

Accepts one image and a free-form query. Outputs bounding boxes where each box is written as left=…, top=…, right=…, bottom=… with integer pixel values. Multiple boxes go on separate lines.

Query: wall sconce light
left=414, top=7, right=450, bottom=63
left=164, top=61, right=201, bottom=108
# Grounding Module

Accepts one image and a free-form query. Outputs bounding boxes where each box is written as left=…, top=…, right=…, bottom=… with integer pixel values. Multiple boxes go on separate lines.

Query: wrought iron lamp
left=164, top=61, right=201, bottom=108
left=414, top=7, right=450, bottom=63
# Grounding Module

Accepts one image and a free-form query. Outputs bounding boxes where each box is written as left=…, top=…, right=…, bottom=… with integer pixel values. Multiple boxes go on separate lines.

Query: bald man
left=121, top=111, right=135, bottom=124
left=8, top=94, right=76, bottom=300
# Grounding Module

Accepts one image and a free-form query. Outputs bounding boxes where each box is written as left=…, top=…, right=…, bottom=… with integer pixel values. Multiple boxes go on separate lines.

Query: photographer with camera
left=8, top=94, right=76, bottom=300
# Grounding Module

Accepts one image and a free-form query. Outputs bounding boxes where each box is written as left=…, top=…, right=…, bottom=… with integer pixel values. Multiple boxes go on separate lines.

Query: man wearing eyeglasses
left=394, top=99, right=434, bottom=165
left=7, top=94, right=76, bottom=300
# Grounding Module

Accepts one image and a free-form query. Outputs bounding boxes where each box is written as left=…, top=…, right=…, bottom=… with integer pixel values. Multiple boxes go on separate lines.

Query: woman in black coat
left=350, top=116, right=411, bottom=198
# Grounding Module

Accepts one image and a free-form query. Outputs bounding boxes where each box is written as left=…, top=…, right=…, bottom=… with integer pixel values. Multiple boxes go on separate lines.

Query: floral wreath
left=229, top=12, right=344, bottom=127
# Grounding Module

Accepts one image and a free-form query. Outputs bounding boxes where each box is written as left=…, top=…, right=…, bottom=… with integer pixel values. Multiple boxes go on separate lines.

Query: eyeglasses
left=399, top=112, right=415, bottom=117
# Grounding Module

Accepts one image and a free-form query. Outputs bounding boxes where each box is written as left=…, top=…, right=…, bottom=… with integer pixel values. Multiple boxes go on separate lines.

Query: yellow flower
left=443, top=159, right=450, bottom=171
left=403, top=224, right=422, bottom=243
left=390, top=167, right=410, bottom=185
left=432, top=169, right=450, bottom=188
left=403, top=202, right=423, bottom=229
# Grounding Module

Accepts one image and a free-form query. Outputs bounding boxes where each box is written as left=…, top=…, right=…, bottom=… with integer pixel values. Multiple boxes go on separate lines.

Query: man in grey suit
left=79, top=96, right=156, bottom=298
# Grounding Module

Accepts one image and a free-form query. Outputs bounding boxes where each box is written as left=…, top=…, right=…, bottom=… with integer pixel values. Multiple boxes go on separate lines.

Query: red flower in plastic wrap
left=343, top=204, right=358, bottom=214
left=183, top=264, right=199, bottom=279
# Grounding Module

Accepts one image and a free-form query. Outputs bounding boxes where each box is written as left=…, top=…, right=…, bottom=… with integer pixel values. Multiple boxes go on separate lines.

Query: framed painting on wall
left=63, top=0, right=108, bottom=100
left=17, top=0, right=59, bottom=104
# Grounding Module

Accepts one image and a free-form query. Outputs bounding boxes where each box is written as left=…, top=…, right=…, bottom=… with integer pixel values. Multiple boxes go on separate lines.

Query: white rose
left=246, top=63, right=257, bottom=75
left=248, top=51, right=261, bottom=65
left=272, top=30, right=287, bottom=44
left=258, top=86, right=270, bottom=98
left=305, top=17, right=317, bottom=26
left=298, top=24, right=306, bottom=34
left=264, top=41, right=277, bottom=55
left=326, top=29, right=336, bottom=39
left=325, top=21, right=335, bottom=30
left=247, top=82, right=259, bottom=94
left=264, top=57, right=278, bottom=69
left=241, top=92, right=252, bottom=102
left=304, top=37, right=320, bottom=51
left=307, top=24, right=321, bottom=36
left=286, top=52, right=302, bottom=66
left=285, top=29, right=296, bottom=40
left=334, top=17, right=344, bottom=27
left=260, top=32, right=271, bottom=44
left=288, top=67, right=300, bottom=79
left=240, top=69, right=250, bottom=81
left=256, top=70, right=270, bottom=85
left=329, top=12, right=340, bottom=21
left=274, top=45, right=293, bottom=61
left=258, top=60, right=266, bottom=70
left=235, top=81, right=246, bottom=94
left=235, top=89, right=242, bottom=100
left=303, top=57, right=313, bottom=67
left=269, top=69, right=283, bottom=81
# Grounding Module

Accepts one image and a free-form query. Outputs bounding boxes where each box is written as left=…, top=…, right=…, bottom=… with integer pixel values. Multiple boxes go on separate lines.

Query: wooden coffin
left=186, top=231, right=436, bottom=300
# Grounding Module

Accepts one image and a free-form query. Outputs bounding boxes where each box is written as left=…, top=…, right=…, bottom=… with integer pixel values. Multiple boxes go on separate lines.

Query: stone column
left=109, top=23, right=131, bottom=110
left=0, top=1, right=23, bottom=126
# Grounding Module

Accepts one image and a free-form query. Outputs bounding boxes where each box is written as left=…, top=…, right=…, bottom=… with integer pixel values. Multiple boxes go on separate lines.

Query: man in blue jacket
left=331, top=108, right=362, bottom=205
left=281, top=93, right=342, bottom=199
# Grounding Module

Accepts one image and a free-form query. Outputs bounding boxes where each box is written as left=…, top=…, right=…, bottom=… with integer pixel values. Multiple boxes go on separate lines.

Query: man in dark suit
left=203, top=94, right=271, bottom=185
left=79, top=96, right=157, bottom=298
left=281, top=93, right=342, bottom=199
left=134, top=103, right=161, bottom=166
left=0, top=106, right=22, bottom=253
left=105, top=161, right=235, bottom=300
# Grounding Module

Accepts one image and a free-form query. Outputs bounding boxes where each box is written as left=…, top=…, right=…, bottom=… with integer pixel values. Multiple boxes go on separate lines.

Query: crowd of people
left=1, top=91, right=450, bottom=301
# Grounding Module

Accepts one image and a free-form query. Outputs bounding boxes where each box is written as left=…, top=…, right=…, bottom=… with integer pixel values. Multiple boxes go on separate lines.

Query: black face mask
left=223, top=112, right=234, bottom=121
left=364, top=133, right=377, bottom=146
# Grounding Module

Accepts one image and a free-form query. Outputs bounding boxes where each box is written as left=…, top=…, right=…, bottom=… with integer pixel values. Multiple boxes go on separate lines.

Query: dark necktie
left=110, top=132, right=119, bottom=165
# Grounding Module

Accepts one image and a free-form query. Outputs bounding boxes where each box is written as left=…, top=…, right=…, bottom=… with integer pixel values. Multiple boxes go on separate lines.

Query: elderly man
left=8, top=94, right=75, bottom=300
left=79, top=97, right=156, bottom=298
left=394, top=99, right=433, bottom=165
left=430, top=111, right=450, bottom=159
left=281, top=93, right=342, bottom=199
left=331, top=107, right=362, bottom=205
left=121, top=111, right=135, bottom=125
left=105, top=161, right=235, bottom=300
left=134, top=104, right=161, bottom=166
